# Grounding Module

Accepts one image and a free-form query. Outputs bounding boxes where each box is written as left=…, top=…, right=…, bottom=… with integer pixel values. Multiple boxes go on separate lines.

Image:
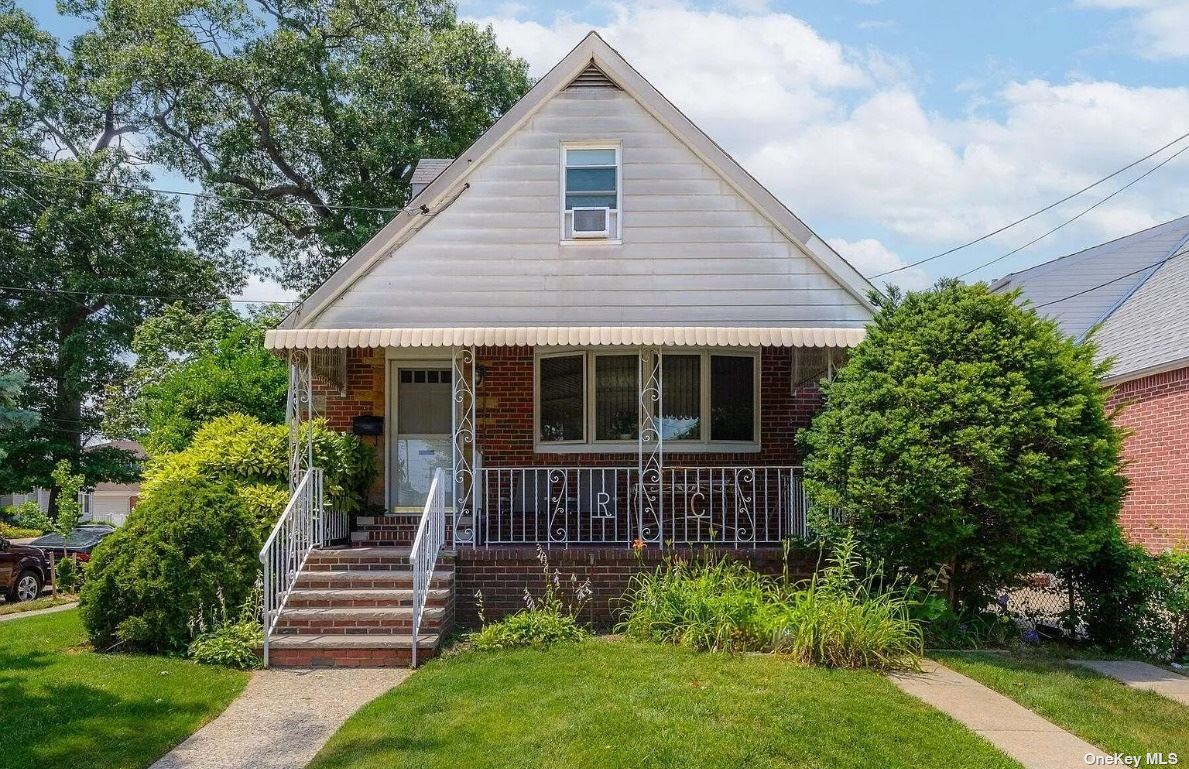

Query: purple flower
left=996, top=594, right=1010, bottom=609
left=1022, top=628, right=1041, bottom=645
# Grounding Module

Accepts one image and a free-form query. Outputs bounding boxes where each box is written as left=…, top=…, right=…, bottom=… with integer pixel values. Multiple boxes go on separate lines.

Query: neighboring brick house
left=993, top=215, right=1189, bottom=552
left=258, top=32, right=873, bottom=667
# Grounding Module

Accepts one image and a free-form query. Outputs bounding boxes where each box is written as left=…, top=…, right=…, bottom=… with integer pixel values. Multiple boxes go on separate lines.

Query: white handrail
left=409, top=467, right=447, bottom=667
left=259, top=467, right=323, bottom=667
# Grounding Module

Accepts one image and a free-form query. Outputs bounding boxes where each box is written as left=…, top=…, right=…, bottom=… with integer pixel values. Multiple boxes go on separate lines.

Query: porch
left=275, top=332, right=855, bottom=550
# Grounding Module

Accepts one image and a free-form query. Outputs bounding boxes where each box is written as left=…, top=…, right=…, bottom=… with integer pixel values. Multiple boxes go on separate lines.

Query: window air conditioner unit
left=572, top=207, right=611, bottom=238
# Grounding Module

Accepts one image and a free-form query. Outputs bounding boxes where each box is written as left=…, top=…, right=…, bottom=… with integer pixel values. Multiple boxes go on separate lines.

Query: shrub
left=617, top=555, right=776, bottom=652
left=470, top=609, right=590, bottom=651
left=800, top=281, right=1125, bottom=611
left=80, top=475, right=263, bottom=652
left=0, top=522, right=43, bottom=538
left=769, top=537, right=923, bottom=670
left=1070, top=527, right=1189, bottom=660
left=187, top=581, right=264, bottom=670
left=618, top=538, right=924, bottom=670
left=2, top=501, right=52, bottom=533
left=54, top=555, right=85, bottom=594
left=469, top=547, right=593, bottom=651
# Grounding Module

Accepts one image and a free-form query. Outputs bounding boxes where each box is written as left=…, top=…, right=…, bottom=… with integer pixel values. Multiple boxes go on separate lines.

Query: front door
left=391, top=366, right=453, bottom=511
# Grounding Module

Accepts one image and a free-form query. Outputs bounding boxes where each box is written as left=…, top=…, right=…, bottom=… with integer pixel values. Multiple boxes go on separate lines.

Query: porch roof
left=264, top=325, right=865, bottom=351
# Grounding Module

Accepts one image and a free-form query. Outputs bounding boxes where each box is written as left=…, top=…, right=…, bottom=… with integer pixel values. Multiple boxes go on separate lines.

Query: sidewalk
left=150, top=667, right=408, bottom=769
left=1070, top=660, right=1189, bottom=707
left=890, top=660, right=1108, bottom=769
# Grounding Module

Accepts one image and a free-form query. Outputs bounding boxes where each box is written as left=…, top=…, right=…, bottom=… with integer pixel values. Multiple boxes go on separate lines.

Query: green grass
left=936, top=652, right=1189, bottom=759
left=0, top=609, right=249, bottom=769
left=311, top=639, right=1021, bottom=769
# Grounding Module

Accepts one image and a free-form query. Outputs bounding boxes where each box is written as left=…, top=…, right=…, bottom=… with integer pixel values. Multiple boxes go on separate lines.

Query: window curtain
left=660, top=354, right=701, bottom=440
left=595, top=355, right=638, bottom=440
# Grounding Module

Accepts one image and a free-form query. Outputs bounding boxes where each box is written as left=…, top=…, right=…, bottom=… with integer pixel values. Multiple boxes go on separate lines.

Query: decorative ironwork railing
left=473, top=465, right=809, bottom=547
left=259, top=467, right=324, bottom=667
left=410, top=467, right=447, bottom=667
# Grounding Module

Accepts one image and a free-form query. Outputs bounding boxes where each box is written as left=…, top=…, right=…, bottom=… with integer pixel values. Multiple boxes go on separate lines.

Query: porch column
left=637, top=348, right=664, bottom=545
left=285, top=348, right=314, bottom=492
left=451, top=346, right=477, bottom=546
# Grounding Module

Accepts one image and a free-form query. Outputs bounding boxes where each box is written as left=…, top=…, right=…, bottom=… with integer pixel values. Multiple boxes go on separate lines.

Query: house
left=1, top=440, right=144, bottom=527
left=993, top=215, right=1189, bottom=553
left=259, top=32, right=874, bottom=667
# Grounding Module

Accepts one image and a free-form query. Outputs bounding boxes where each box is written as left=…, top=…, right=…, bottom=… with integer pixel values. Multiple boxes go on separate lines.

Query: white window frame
left=533, top=348, right=761, bottom=454
left=560, top=142, right=622, bottom=244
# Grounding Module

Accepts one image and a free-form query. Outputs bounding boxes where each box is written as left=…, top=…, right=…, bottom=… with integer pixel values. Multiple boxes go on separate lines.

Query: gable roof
left=277, top=32, right=875, bottom=333
left=992, top=215, right=1189, bottom=382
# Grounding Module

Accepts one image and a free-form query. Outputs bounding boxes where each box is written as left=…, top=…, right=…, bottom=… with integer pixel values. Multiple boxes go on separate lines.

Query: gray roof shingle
left=992, top=215, right=1189, bottom=381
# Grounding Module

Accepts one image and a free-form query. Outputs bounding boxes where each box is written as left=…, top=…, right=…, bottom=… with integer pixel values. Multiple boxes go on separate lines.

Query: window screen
left=660, top=354, right=701, bottom=441
left=565, top=148, right=618, bottom=210
left=538, top=355, right=585, bottom=442
left=710, top=355, right=755, bottom=442
left=594, top=355, right=638, bottom=440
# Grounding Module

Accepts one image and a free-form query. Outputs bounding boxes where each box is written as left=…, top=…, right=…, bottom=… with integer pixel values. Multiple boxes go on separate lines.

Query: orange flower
left=632, top=538, right=646, bottom=552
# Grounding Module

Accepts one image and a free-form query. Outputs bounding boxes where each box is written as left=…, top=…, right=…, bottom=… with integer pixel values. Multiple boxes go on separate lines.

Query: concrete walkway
left=891, top=660, right=1109, bottom=769
left=1071, top=660, right=1189, bottom=707
left=151, top=668, right=408, bottom=769
left=0, top=601, right=78, bottom=622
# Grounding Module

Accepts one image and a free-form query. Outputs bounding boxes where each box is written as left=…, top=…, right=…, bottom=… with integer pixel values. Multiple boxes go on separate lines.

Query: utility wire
left=869, top=130, right=1189, bottom=278
left=957, top=143, right=1189, bottom=280
left=1032, top=244, right=1189, bottom=309
left=0, top=284, right=295, bottom=305
left=0, top=165, right=423, bottom=215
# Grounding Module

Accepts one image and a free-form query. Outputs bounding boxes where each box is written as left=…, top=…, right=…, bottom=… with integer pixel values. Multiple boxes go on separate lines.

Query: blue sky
left=21, top=0, right=1189, bottom=295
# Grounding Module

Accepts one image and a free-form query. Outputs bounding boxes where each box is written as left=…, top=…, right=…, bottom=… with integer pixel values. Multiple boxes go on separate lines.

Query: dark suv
left=0, top=537, right=50, bottom=602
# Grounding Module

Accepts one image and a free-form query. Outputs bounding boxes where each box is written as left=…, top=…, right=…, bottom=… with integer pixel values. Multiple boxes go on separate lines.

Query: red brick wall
left=315, top=348, right=386, bottom=505
left=1107, top=366, right=1189, bottom=552
left=454, top=545, right=817, bottom=629
left=315, top=346, right=824, bottom=507
left=475, top=346, right=821, bottom=467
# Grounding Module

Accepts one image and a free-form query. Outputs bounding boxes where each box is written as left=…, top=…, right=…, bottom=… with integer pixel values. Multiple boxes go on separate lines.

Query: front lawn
left=311, top=639, right=1021, bottom=769
left=937, top=652, right=1189, bottom=760
left=0, top=609, right=249, bottom=769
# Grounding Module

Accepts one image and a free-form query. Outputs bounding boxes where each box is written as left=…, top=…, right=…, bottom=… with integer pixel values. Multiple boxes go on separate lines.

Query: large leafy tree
left=103, top=301, right=290, bottom=454
left=800, top=281, right=1126, bottom=609
left=69, top=0, right=532, bottom=291
left=0, top=3, right=241, bottom=499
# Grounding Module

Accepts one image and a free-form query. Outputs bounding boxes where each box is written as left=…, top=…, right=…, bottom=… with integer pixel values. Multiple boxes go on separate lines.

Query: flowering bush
left=469, top=547, right=593, bottom=651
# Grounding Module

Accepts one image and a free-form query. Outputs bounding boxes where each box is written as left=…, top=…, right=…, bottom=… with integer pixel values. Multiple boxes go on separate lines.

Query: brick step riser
left=303, top=559, right=456, bottom=571
left=294, top=578, right=452, bottom=590
left=352, top=532, right=416, bottom=544
left=286, top=596, right=449, bottom=609
left=275, top=618, right=443, bottom=634
left=268, top=647, right=435, bottom=668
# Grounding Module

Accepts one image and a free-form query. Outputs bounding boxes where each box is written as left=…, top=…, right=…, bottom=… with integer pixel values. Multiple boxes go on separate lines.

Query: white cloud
left=829, top=238, right=932, bottom=291
left=471, top=2, right=1189, bottom=281
left=1077, top=0, right=1189, bottom=59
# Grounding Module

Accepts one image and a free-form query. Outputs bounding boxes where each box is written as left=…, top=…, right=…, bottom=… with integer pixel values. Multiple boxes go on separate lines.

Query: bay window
left=536, top=350, right=759, bottom=450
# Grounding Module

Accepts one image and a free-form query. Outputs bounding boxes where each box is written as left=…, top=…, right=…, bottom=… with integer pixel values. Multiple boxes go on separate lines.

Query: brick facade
left=315, top=346, right=823, bottom=508
left=453, top=545, right=817, bottom=629
left=1107, top=366, right=1189, bottom=552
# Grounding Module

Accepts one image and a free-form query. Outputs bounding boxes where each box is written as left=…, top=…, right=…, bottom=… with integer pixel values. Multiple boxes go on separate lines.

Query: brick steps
left=268, top=545, right=455, bottom=668
left=267, top=634, right=439, bottom=668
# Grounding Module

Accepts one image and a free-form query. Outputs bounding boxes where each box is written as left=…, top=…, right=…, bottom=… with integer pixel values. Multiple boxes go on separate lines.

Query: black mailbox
left=351, top=415, right=384, bottom=436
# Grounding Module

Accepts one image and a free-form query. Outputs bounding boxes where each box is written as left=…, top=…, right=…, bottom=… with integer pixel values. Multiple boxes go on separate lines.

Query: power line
left=0, top=284, right=295, bottom=305
left=0, top=165, right=421, bottom=215
left=1032, top=244, right=1188, bottom=310
left=958, top=143, right=1189, bottom=280
left=868, top=129, right=1189, bottom=279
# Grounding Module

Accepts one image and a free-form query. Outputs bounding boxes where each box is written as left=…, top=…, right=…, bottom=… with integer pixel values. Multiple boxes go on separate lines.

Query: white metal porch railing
left=259, top=467, right=323, bottom=667
left=410, top=467, right=447, bottom=667
left=473, top=465, right=810, bottom=547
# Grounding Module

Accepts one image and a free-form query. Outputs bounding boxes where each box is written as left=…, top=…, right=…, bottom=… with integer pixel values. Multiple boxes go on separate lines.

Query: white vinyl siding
left=311, top=87, right=871, bottom=328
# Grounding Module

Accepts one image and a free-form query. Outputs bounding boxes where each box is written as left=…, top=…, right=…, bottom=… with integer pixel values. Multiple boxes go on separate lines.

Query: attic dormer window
left=562, top=143, right=620, bottom=241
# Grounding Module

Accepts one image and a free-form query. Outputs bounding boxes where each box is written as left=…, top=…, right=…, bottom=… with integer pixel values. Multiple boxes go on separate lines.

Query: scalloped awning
left=265, top=326, right=865, bottom=350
